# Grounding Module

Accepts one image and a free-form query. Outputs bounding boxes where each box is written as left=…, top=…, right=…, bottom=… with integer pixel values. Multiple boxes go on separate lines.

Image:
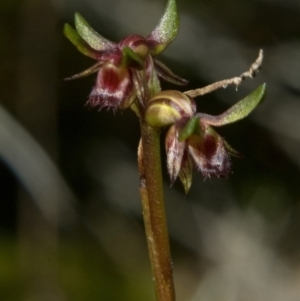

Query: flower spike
left=147, top=0, right=179, bottom=55
left=63, top=4, right=267, bottom=301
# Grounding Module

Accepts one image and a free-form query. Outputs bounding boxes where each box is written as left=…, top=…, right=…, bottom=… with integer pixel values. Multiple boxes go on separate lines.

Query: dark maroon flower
left=63, top=0, right=187, bottom=111
left=165, top=118, right=234, bottom=193
left=145, top=85, right=265, bottom=193
left=88, top=63, right=136, bottom=110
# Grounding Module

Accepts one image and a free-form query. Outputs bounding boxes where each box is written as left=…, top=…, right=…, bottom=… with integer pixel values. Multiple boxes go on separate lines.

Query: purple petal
left=87, top=63, right=135, bottom=111
left=188, top=127, right=231, bottom=178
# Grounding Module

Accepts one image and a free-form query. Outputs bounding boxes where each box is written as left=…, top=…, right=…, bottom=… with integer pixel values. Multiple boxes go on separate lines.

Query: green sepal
left=219, top=83, right=266, bottom=125
left=179, top=155, right=193, bottom=194
left=63, top=23, right=99, bottom=59
left=146, top=57, right=161, bottom=100
left=178, top=116, right=200, bottom=141
left=198, top=83, right=266, bottom=127
left=64, top=62, right=102, bottom=81
left=147, top=0, right=179, bottom=56
left=74, top=12, right=115, bottom=51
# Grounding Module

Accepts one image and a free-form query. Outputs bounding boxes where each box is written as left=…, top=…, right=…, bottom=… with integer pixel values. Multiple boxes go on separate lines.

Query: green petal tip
left=203, top=83, right=266, bottom=127
left=63, top=23, right=98, bottom=59
left=147, top=0, right=179, bottom=55
left=179, top=157, right=193, bottom=194
left=74, top=12, right=115, bottom=51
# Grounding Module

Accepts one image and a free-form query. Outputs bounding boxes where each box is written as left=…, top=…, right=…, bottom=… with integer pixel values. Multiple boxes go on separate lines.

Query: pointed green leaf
left=147, top=0, right=179, bottom=55
left=63, top=23, right=99, bottom=59
left=199, top=83, right=266, bottom=127
left=178, top=116, right=200, bottom=141
left=75, top=12, right=115, bottom=51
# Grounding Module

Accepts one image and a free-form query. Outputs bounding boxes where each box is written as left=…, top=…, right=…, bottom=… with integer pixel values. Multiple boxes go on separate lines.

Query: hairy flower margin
left=63, top=0, right=187, bottom=111
left=145, top=85, right=265, bottom=193
left=64, top=0, right=266, bottom=193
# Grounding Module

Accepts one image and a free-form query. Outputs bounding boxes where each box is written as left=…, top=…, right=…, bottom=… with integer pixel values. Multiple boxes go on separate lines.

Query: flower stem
left=138, top=121, right=175, bottom=301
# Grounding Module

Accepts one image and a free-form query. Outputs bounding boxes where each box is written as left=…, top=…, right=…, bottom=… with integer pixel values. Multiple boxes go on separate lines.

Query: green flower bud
left=145, top=90, right=196, bottom=127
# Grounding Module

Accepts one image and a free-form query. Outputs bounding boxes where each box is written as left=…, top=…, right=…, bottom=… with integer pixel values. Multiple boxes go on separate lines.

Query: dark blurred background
left=1, top=0, right=300, bottom=300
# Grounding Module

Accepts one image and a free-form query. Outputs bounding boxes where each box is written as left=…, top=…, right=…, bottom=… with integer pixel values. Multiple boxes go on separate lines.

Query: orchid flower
left=146, top=84, right=266, bottom=193
left=63, top=0, right=187, bottom=111
left=64, top=1, right=267, bottom=300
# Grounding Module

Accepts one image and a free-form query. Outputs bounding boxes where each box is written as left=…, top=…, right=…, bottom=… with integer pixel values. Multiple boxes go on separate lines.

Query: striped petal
left=165, top=125, right=185, bottom=183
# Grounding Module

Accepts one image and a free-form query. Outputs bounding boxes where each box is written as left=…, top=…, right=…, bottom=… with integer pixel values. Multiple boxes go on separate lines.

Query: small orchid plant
left=64, top=0, right=265, bottom=300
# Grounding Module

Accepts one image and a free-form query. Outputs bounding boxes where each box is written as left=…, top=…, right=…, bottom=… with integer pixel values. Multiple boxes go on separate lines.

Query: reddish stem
left=138, top=121, right=175, bottom=301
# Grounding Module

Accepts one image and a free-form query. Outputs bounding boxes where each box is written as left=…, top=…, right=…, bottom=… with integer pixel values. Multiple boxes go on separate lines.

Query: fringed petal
left=188, top=126, right=231, bottom=178
left=87, top=63, right=135, bottom=111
